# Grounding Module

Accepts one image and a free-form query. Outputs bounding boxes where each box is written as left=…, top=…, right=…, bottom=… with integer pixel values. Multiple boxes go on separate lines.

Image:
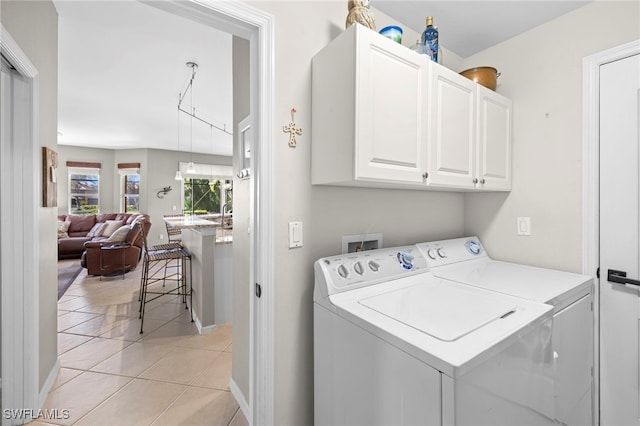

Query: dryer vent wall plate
left=342, top=233, right=383, bottom=254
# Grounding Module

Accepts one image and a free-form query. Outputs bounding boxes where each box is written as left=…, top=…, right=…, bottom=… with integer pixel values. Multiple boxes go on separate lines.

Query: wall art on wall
left=43, top=146, right=58, bottom=207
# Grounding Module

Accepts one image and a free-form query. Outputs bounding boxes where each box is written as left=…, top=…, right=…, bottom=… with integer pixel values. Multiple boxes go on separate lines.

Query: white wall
left=231, top=35, right=251, bottom=403
left=463, top=1, right=640, bottom=273
left=246, top=2, right=465, bottom=424
left=1, top=0, right=59, bottom=391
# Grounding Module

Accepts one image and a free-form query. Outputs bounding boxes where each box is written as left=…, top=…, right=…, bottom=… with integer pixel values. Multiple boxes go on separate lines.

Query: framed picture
left=42, top=146, right=58, bottom=207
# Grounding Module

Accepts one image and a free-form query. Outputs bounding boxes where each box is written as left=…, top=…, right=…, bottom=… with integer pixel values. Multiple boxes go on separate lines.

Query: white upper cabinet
left=426, top=64, right=476, bottom=189
left=476, top=85, right=512, bottom=191
left=312, top=24, right=511, bottom=192
left=312, top=23, right=429, bottom=188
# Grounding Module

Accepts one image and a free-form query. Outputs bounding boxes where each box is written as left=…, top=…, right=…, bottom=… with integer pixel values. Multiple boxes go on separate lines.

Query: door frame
left=0, top=25, right=41, bottom=421
left=143, top=2, right=276, bottom=423
left=582, top=38, right=640, bottom=425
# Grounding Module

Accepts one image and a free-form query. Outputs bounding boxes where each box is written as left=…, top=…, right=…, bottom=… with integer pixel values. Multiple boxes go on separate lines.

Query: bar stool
left=136, top=221, right=192, bottom=334
left=163, top=214, right=183, bottom=244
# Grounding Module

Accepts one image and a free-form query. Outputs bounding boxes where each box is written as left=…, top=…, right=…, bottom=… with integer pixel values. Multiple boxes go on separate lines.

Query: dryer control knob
left=353, top=261, right=365, bottom=276
left=368, top=260, right=380, bottom=272
left=437, top=248, right=447, bottom=258
left=427, top=249, right=437, bottom=260
left=397, top=251, right=415, bottom=270
left=337, top=264, right=349, bottom=279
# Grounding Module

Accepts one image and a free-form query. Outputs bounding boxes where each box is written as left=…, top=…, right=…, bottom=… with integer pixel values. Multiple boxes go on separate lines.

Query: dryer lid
left=359, top=281, right=518, bottom=342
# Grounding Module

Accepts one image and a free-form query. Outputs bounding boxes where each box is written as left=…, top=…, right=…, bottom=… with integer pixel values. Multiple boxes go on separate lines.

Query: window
left=117, top=163, right=141, bottom=213
left=183, top=178, right=232, bottom=215
left=122, top=173, right=140, bottom=213
left=69, top=169, right=100, bottom=214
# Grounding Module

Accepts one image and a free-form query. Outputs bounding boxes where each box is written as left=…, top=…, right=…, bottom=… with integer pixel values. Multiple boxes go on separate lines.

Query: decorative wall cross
left=283, top=108, right=303, bottom=147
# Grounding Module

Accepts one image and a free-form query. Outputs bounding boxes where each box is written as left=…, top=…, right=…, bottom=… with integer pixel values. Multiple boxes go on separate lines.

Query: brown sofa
left=57, top=213, right=151, bottom=276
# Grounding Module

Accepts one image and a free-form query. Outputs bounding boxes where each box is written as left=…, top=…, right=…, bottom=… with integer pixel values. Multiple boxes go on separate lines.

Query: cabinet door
left=427, top=65, right=476, bottom=188
left=476, top=86, right=512, bottom=190
left=355, top=30, right=429, bottom=185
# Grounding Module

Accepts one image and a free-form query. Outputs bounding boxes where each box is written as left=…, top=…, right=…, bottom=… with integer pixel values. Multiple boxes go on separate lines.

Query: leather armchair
left=81, top=219, right=151, bottom=276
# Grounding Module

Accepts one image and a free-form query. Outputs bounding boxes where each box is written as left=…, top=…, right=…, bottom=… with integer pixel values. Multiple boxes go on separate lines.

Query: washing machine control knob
left=368, top=260, right=380, bottom=272
left=337, top=264, right=349, bottom=279
left=353, top=261, right=365, bottom=276
left=427, top=249, right=437, bottom=260
left=437, top=248, right=447, bottom=258
left=397, top=251, right=415, bottom=270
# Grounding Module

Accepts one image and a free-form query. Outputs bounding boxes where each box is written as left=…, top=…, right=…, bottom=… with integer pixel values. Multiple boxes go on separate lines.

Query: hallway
left=31, top=261, right=247, bottom=426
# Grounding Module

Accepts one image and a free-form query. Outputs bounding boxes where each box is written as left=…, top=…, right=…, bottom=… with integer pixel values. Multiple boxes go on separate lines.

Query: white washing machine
left=314, top=246, right=557, bottom=426
left=416, top=237, right=594, bottom=426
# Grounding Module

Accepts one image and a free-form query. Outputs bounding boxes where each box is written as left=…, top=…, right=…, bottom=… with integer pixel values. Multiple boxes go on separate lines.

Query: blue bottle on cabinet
left=421, top=16, right=439, bottom=63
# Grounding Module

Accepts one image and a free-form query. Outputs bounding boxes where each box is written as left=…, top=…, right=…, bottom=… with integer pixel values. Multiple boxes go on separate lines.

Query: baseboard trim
left=192, top=312, right=215, bottom=334
left=229, top=377, right=250, bottom=421
left=39, top=358, right=60, bottom=407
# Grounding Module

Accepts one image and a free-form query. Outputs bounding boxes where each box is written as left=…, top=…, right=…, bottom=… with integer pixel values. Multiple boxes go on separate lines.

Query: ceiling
left=374, top=1, right=590, bottom=58
left=55, top=0, right=233, bottom=156
left=55, top=0, right=590, bottom=155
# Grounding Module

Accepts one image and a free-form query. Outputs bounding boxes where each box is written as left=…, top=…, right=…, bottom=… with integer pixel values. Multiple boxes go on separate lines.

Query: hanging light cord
left=177, top=62, right=232, bottom=136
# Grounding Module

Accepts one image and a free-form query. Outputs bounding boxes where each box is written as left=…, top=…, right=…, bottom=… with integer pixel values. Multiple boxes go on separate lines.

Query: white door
left=1, top=46, right=40, bottom=422
left=599, top=52, right=640, bottom=425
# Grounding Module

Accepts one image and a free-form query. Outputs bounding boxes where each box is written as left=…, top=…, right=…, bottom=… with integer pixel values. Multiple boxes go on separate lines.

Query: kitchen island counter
left=181, top=226, right=232, bottom=332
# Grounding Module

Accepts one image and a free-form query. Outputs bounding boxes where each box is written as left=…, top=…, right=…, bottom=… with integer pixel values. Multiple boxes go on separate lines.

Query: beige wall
left=246, top=2, right=465, bottom=424
left=462, top=1, right=640, bottom=273
left=231, top=35, right=251, bottom=402
left=1, top=0, right=59, bottom=390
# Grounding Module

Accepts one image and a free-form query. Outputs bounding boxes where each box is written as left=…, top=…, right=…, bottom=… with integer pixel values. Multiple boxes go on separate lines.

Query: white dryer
left=416, top=237, right=594, bottom=426
left=314, top=246, right=556, bottom=426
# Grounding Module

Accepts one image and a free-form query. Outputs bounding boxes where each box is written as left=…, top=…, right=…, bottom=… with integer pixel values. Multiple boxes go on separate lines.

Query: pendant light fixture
left=185, top=62, right=197, bottom=175
left=175, top=94, right=183, bottom=180
left=174, top=61, right=233, bottom=179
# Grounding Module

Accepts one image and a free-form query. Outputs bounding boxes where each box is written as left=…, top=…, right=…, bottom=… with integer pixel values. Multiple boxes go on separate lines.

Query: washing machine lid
left=327, top=272, right=553, bottom=377
left=433, top=258, right=593, bottom=308
left=359, top=282, right=517, bottom=342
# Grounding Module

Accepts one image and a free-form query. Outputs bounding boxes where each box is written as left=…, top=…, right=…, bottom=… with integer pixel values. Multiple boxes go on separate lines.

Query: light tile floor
left=31, top=260, right=247, bottom=426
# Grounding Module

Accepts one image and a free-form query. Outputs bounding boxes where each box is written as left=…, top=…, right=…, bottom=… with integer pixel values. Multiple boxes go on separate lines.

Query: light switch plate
left=517, top=217, right=531, bottom=236
left=289, top=221, right=303, bottom=248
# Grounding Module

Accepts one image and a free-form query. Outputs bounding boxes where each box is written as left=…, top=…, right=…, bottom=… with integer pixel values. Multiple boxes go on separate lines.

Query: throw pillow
left=57, top=221, right=71, bottom=238
left=106, top=224, right=131, bottom=243
left=86, top=222, right=105, bottom=238
left=101, top=220, right=123, bottom=238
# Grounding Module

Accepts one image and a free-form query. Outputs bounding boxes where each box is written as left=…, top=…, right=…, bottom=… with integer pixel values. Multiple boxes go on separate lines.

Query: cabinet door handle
left=422, top=172, right=429, bottom=180
left=480, top=179, right=486, bottom=184
left=473, top=178, right=478, bottom=184
left=608, top=269, right=640, bottom=287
